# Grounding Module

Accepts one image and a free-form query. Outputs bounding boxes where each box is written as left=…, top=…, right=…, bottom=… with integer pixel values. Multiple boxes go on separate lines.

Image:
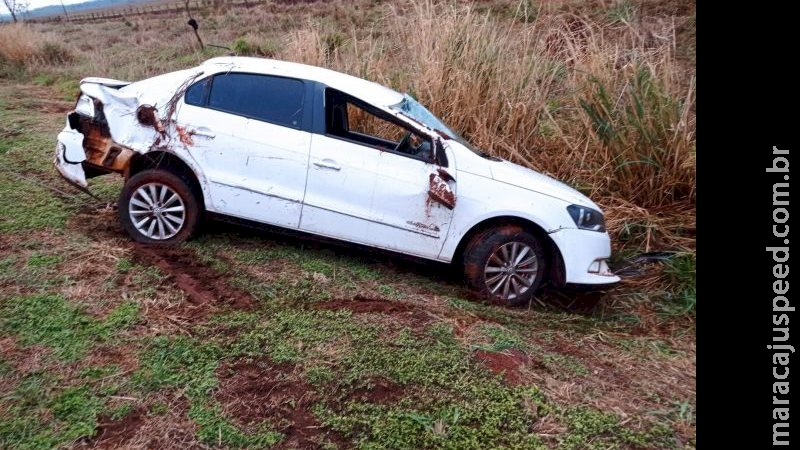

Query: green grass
left=317, top=387, right=546, bottom=450
left=661, top=253, right=696, bottom=315
left=541, top=353, right=589, bottom=379
left=132, top=335, right=286, bottom=447
left=0, top=295, right=139, bottom=361
left=0, top=78, right=693, bottom=448
left=559, top=406, right=673, bottom=450
left=202, top=307, right=660, bottom=449
left=0, top=173, right=72, bottom=233
left=50, top=386, right=104, bottom=444
left=31, top=72, right=79, bottom=100
left=26, top=253, right=64, bottom=268
left=190, top=403, right=284, bottom=448
left=0, top=371, right=107, bottom=449
left=133, top=335, right=221, bottom=396
left=476, top=324, right=527, bottom=352
left=315, top=328, right=551, bottom=449
left=0, top=99, right=81, bottom=233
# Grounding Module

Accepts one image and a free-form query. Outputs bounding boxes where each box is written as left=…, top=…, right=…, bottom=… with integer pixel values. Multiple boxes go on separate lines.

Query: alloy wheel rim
left=484, top=242, right=538, bottom=301
left=129, top=182, right=185, bottom=240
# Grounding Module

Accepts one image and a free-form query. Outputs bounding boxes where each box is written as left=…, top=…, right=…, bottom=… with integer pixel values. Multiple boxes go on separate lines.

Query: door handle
left=313, top=159, right=341, bottom=171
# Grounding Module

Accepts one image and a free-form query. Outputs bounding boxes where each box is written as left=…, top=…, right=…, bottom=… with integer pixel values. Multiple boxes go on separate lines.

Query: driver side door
left=300, top=90, right=454, bottom=259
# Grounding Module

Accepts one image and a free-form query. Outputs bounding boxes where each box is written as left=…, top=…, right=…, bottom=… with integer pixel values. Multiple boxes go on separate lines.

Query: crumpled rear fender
left=54, top=72, right=204, bottom=188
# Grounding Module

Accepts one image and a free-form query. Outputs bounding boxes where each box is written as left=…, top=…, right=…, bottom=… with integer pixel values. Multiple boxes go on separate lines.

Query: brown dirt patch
left=132, top=245, right=255, bottom=315
left=38, top=100, right=73, bottom=114
left=92, top=407, right=145, bottom=449
left=67, top=208, right=254, bottom=324
left=89, top=395, right=203, bottom=449
left=316, top=294, right=432, bottom=326
left=84, top=344, right=140, bottom=374
left=348, top=377, right=406, bottom=404
left=474, top=348, right=530, bottom=385
left=136, top=395, right=202, bottom=449
left=69, top=208, right=125, bottom=242
left=215, top=359, right=345, bottom=449
left=0, top=337, right=50, bottom=383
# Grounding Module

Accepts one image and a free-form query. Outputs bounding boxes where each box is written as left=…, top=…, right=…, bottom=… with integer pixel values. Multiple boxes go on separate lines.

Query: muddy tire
left=462, top=225, right=546, bottom=306
left=118, top=169, right=201, bottom=244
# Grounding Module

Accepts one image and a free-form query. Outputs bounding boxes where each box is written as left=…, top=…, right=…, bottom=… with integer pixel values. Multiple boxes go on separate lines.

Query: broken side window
left=346, top=102, right=407, bottom=144
left=325, top=89, right=433, bottom=163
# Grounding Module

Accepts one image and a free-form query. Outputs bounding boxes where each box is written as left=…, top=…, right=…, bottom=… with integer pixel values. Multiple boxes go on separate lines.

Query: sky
left=3, top=0, right=87, bottom=13
left=1, top=0, right=93, bottom=16
left=26, top=0, right=87, bottom=9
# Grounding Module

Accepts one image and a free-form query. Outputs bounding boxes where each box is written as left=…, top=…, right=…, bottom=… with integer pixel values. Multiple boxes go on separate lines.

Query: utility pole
left=59, top=0, right=69, bottom=20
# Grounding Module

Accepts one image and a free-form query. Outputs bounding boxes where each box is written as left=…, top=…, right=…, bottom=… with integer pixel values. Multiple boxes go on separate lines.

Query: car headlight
left=567, top=204, right=606, bottom=232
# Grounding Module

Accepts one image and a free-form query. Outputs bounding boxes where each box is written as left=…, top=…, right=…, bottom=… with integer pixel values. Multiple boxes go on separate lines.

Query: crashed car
left=54, top=57, right=619, bottom=305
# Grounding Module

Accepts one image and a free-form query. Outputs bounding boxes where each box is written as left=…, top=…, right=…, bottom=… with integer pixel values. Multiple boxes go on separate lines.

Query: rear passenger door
left=178, top=72, right=311, bottom=228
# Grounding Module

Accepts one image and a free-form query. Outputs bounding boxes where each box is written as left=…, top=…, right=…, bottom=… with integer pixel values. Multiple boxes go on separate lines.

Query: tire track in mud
left=71, top=207, right=257, bottom=317
left=131, top=244, right=255, bottom=316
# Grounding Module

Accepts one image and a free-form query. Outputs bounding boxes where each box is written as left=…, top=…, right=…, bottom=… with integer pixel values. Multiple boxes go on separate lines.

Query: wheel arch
left=127, top=150, right=205, bottom=210
left=451, top=215, right=566, bottom=288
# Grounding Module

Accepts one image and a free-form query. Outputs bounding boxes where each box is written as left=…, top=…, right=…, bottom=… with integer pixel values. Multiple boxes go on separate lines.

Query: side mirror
left=434, top=137, right=449, bottom=167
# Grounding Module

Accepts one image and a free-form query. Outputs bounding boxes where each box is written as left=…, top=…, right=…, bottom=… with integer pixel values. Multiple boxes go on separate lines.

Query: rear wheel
left=118, top=169, right=200, bottom=244
left=462, top=225, right=546, bottom=306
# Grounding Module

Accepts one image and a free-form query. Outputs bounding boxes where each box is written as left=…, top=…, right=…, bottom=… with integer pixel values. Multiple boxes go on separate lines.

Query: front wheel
left=462, top=225, right=546, bottom=306
left=118, top=169, right=200, bottom=244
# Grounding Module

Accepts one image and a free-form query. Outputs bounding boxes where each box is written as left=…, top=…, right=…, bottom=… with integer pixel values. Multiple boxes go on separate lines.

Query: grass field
left=1, top=0, right=695, bottom=448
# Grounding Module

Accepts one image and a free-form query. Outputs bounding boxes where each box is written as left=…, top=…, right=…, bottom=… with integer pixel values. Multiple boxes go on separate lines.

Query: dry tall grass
left=9, top=0, right=695, bottom=251
left=282, top=1, right=695, bottom=213
left=0, top=23, right=71, bottom=69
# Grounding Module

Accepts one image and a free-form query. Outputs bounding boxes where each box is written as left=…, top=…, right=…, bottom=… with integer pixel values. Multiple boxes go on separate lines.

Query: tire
left=462, top=225, right=546, bottom=306
left=118, top=169, right=201, bottom=244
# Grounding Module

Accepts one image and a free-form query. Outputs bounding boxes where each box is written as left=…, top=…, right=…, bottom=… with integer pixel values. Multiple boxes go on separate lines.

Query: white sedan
left=54, top=57, right=619, bottom=305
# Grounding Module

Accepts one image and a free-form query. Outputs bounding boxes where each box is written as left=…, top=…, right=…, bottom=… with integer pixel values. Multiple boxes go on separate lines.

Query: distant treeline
left=2, top=0, right=155, bottom=20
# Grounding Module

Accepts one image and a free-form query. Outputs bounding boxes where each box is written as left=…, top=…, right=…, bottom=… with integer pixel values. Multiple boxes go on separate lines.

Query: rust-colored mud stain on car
left=78, top=115, right=133, bottom=172
left=497, top=224, right=524, bottom=236
left=428, top=172, right=456, bottom=209
left=135, top=104, right=165, bottom=134
left=175, top=125, right=194, bottom=147
left=463, top=261, right=481, bottom=281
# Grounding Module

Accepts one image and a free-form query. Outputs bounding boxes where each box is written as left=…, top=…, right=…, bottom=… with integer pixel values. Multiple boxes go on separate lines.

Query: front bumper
left=549, top=228, right=620, bottom=285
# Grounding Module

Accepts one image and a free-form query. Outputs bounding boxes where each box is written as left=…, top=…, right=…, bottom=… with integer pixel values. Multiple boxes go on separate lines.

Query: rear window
left=207, top=73, right=304, bottom=128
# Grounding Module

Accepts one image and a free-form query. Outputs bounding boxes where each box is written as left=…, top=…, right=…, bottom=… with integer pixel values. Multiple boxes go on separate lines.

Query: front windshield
left=389, top=94, right=493, bottom=158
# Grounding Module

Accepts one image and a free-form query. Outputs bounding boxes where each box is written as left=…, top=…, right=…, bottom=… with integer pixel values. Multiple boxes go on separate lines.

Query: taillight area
left=67, top=112, right=81, bottom=131
left=74, top=94, right=94, bottom=117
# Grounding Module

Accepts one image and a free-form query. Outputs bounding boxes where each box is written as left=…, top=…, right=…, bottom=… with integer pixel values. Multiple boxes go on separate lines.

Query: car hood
left=488, top=160, right=600, bottom=210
